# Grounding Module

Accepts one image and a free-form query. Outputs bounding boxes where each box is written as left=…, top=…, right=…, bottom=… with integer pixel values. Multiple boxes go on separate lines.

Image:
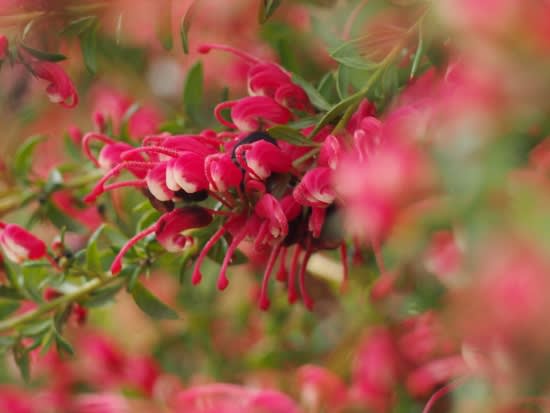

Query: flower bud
left=0, top=222, right=47, bottom=264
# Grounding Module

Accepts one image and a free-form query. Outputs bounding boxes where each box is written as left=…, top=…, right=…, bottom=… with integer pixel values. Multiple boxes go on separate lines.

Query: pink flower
left=172, top=384, right=300, bottom=413
left=71, top=393, right=129, bottom=413
left=204, top=153, right=243, bottom=192
left=351, top=328, right=400, bottom=413
left=166, top=152, right=209, bottom=194
left=29, top=61, right=78, bottom=108
left=146, top=163, right=174, bottom=202
left=235, top=139, right=293, bottom=181
left=110, top=207, right=212, bottom=274
left=215, top=96, right=292, bottom=132
left=0, top=387, right=34, bottom=413
left=0, top=222, right=47, bottom=263
left=297, top=365, right=348, bottom=412
left=0, top=35, right=8, bottom=60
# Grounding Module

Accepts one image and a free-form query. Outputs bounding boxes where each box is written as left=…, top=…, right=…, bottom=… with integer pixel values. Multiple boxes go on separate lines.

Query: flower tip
left=288, top=290, right=298, bottom=304
left=259, top=297, right=271, bottom=311
left=217, top=275, right=229, bottom=290
left=110, top=261, right=122, bottom=275
left=191, top=270, right=202, bottom=285
left=303, top=297, right=314, bottom=311
left=197, top=45, right=211, bottom=54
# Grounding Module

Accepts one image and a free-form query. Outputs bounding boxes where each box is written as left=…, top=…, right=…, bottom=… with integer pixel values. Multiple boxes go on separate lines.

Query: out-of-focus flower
left=0, top=222, right=47, bottom=263
left=29, top=60, right=78, bottom=108
left=297, top=365, right=348, bottom=412
left=215, top=96, right=292, bottom=132
left=0, top=35, right=8, bottom=60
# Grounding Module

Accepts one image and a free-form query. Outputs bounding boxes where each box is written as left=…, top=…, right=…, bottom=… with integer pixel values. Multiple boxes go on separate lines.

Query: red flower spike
left=82, top=133, right=116, bottom=168
left=217, top=219, right=252, bottom=290
left=215, top=96, right=292, bottom=132
left=0, top=222, right=47, bottom=264
left=146, top=163, right=174, bottom=202
left=30, top=61, right=78, bottom=108
left=165, top=152, right=208, bottom=194
left=0, top=35, right=7, bottom=60
left=248, top=63, right=292, bottom=96
left=204, top=153, right=242, bottom=192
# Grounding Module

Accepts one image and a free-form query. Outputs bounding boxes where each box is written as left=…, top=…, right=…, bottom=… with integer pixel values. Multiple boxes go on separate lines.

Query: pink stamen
left=208, top=191, right=234, bottom=209
left=298, top=244, right=314, bottom=311
left=102, top=180, right=147, bottom=192
left=287, top=245, right=302, bottom=303
left=110, top=222, right=160, bottom=274
left=214, top=101, right=237, bottom=129
left=253, top=221, right=270, bottom=251
left=197, top=43, right=262, bottom=64
left=259, top=244, right=281, bottom=310
left=191, top=226, right=227, bottom=285
left=121, top=146, right=182, bottom=160
left=142, top=136, right=166, bottom=146
left=82, top=133, right=116, bottom=167
left=84, top=161, right=157, bottom=203
left=276, top=247, right=288, bottom=282
left=340, top=243, right=349, bottom=293
left=217, top=221, right=250, bottom=290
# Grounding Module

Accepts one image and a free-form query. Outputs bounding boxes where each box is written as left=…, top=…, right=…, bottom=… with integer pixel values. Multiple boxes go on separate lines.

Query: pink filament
left=214, top=101, right=237, bottom=129
left=259, top=244, right=282, bottom=310
left=276, top=247, right=288, bottom=282
left=235, top=144, right=263, bottom=181
left=217, top=221, right=249, bottom=290
left=298, top=245, right=314, bottom=311
left=287, top=245, right=302, bottom=303
left=121, top=146, right=182, bottom=160
left=82, top=133, right=116, bottom=167
left=102, top=180, right=147, bottom=192
left=110, top=222, right=159, bottom=274
left=84, top=161, right=157, bottom=203
left=191, top=226, right=227, bottom=285
left=197, top=43, right=262, bottom=64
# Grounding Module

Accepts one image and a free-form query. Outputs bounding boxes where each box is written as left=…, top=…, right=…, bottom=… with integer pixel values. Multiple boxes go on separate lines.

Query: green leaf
left=80, top=23, right=98, bottom=74
left=84, top=282, right=123, bottom=307
left=409, top=26, right=424, bottom=79
left=126, top=265, right=142, bottom=293
left=259, top=0, right=283, bottom=23
left=55, top=332, right=74, bottom=355
left=59, top=16, right=98, bottom=37
left=13, top=344, right=30, bottom=382
left=130, top=281, right=179, bottom=320
left=183, top=61, right=204, bottom=124
left=268, top=125, right=318, bottom=146
left=13, top=135, right=45, bottom=178
left=317, top=72, right=337, bottom=104
left=180, top=1, right=200, bottom=54
left=291, top=73, right=331, bottom=111
left=336, top=65, right=351, bottom=99
left=0, top=299, right=20, bottom=318
left=86, top=224, right=106, bottom=273
left=0, top=286, right=23, bottom=300
left=21, top=45, right=66, bottom=62
left=20, top=319, right=52, bottom=337
left=307, top=93, right=362, bottom=138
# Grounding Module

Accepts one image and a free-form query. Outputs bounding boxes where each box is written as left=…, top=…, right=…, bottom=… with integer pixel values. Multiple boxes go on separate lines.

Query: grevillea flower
left=0, top=35, right=8, bottom=60
left=166, top=152, right=209, bottom=194
left=234, top=139, right=293, bottom=180
left=0, top=222, right=47, bottom=263
left=110, top=207, right=212, bottom=274
left=204, top=153, right=243, bottom=192
left=215, top=96, right=292, bottom=132
left=199, top=43, right=312, bottom=112
left=29, top=60, right=78, bottom=108
left=298, top=365, right=348, bottom=412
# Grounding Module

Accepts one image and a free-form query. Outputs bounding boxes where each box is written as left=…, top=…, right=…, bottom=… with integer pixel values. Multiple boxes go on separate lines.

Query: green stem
left=0, top=275, right=120, bottom=333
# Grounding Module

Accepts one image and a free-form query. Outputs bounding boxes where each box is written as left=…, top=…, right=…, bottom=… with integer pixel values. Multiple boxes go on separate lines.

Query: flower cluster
left=81, top=44, right=358, bottom=310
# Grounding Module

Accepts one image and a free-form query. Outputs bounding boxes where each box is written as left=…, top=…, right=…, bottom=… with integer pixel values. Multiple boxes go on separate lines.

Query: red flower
left=215, top=96, right=292, bottom=132
left=30, top=61, right=78, bottom=108
left=0, top=222, right=47, bottom=264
